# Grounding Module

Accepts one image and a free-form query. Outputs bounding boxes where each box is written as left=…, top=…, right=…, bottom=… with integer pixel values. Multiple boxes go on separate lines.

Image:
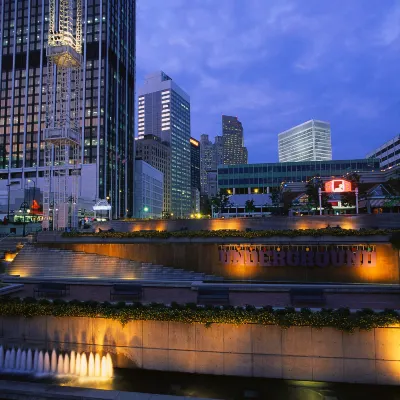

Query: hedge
left=0, top=297, right=399, bottom=332
left=62, top=228, right=397, bottom=240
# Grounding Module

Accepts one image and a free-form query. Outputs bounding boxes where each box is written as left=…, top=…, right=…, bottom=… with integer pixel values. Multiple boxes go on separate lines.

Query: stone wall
left=1, top=316, right=399, bottom=385
left=93, top=213, right=400, bottom=232
left=48, top=242, right=400, bottom=284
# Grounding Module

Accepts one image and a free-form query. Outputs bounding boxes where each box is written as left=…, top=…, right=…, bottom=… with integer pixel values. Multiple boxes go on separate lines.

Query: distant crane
left=42, top=0, right=82, bottom=230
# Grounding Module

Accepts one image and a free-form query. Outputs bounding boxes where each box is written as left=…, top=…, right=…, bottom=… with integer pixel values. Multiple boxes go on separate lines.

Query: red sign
left=324, top=179, right=352, bottom=193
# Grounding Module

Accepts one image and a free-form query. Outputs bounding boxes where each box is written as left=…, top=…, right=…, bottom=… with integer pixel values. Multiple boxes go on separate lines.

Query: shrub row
left=63, top=228, right=396, bottom=239
left=0, top=297, right=399, bottom=332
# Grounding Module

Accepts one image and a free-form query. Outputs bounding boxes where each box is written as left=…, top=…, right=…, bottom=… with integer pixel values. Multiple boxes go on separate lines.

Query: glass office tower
left=278, top=120, right=332, bottom=163
left=0, top=0, right=136, bottom=217
left=138, top=71, right=191, bottom=217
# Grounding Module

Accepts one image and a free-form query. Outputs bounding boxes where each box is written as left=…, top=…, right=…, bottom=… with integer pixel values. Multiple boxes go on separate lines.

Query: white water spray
left=0, top=347, right=113, bottom=378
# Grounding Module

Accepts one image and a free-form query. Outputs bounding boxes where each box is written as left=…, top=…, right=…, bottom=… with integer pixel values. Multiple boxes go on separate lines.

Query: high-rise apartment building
left=135, top=135, right=171, bottom=214
left=278, top=120, right=332, bottom=163
left=366, top=134, right=400, bottom=169
left=138, top=71, right=191, bottom=217
left=190, top=137, right=200, bottom=213
left=222, top=116, right=248, bottom=165
left=0, top=0, right=136, bottom=218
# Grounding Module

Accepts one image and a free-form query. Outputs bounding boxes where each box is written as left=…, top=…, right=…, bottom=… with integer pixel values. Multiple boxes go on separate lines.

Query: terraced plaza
left=0, top=215, right=400, bottom=398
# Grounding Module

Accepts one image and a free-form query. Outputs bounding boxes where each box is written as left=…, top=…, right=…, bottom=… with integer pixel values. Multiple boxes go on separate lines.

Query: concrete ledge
left=0, top=283, right=24, bottom=295
left=0, top=380, right=216, bottom=400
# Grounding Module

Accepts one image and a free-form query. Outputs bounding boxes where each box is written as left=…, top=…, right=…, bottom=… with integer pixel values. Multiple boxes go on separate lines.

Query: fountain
left=0, top=346, right=113, bottom=378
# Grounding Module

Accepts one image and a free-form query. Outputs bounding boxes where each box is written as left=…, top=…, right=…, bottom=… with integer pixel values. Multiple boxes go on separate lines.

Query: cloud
left=377, top=3, right=400, bottom=46
left=136, top=0, right=400, bottom=162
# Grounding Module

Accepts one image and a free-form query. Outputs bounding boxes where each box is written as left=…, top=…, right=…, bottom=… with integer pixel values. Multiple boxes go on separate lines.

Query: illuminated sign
left=324, top=179, right=352, bottom=193
left=219, top=245, right=376, bottom=267
left=190, top=138, right=199, bottom=147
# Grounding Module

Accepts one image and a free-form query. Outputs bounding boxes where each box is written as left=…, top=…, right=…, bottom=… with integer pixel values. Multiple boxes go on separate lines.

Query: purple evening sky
left=136, top=0, right=400, bottom=163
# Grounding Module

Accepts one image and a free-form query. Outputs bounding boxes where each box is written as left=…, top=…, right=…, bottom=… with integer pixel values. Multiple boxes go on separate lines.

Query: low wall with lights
left=1, top=316, right=399, bottom=385
left=48, top=240, right=399, bottom=284
left=93, top=214, right=400, bottom=232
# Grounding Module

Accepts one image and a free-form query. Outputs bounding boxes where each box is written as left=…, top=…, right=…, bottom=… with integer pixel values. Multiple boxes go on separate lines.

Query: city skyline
left=137, top=0, right=400, bottom=164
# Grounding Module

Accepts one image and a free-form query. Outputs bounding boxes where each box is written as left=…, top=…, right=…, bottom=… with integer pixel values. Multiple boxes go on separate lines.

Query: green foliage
left=63, top=228, right=396, bottom=239
left=244, top=199, right=256, bottom=213
left=305, top=176, right=331, bottom=214
left=0, top=297, right=398, bottom=332
left=341, top=172, right=360, bottom=207
left=211, top=189, right=230, bottom=214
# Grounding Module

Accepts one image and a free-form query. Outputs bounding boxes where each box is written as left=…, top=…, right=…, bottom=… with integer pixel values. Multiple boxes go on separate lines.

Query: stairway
left=7, top=245, right=222, bottom=281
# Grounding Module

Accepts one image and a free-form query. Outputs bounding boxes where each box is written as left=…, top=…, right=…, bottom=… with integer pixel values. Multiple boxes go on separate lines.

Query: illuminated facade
left=366, top=134, right=400, bottom=169
left=138, top=71, right=191, bottom=217
left=0, top=0, right=136, bottom=218
left=278, top=120, right=332, bottom=162
left=222, top=115, right=248, bottom=165
left=134, top=160, right=163, bottom=219
left=135, top=134, right=171, bottom=214
left=190, top=137, right=200, bottom=213
left=218, top=159, right=379, bottom=193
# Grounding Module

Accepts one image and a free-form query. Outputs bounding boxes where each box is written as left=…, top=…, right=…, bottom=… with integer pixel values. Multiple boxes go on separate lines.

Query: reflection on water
left=1, top=369, right=400, bottom=400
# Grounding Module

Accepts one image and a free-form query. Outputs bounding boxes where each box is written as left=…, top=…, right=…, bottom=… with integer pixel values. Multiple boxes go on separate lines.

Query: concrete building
left=278, top=120, right=332, bottom=162
left=0, top=0, right=136, bottom=218
left=222, top=116, right=248, bottom=165
left=366, top=134, right=400, bottom=169
left=207, top=170, right=218, bottom=198
left=200, top=134, right=215, bottom=195
left=135, top=135, right=172, bottom=215
left=134, top=160, right=163, bottom=219
left=190, top=138, right=201, bottom=214
left=138, top=71, right=191, bottom=217
left=217, top=159, right=379, bottom=194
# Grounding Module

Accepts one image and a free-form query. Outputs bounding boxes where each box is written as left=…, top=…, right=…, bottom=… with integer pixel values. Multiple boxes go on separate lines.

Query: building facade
left=190, top=137, right=200, bottom=213
left=138, top=71, right=191, bottom=217
left=222, top=115, right=248, bottom=165
left=366, top=135, right=400, bottom=169
left=218, top=159, right=379, bottom=193
left=0, top=0, right=136, bottom=218
left=200, top=134, right=215, bottom=195
left=134, top=160, right=163, bottom=219
left=278, top=120, right=332, bottom=163
left=135, top=134, right=171, bottom=215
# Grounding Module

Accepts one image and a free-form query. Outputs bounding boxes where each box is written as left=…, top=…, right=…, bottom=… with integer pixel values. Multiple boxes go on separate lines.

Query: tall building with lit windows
left=137, top=71, right=191, bottom=217
left=0, top=0, right=136, bottom=218
left=222, top=115, right=248, bottom=165
left=278, top=120, right=332, bottom=163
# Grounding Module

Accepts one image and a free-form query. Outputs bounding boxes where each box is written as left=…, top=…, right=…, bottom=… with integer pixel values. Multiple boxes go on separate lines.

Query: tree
left=244, top=199, right=256, bottom=214
left=384, top=177, right=400, bottom=212
left=341, top=173, right=360, bottom=208
left=305, top=176, right=331, bottom=214
left=211, top=189, right=230, bottom=216
left=270, top=187, right=281, bottom=214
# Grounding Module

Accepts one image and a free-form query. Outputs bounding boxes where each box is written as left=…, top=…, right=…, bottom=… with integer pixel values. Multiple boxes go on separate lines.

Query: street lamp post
left=19, top=201, right=30, bottom=237
left=7, top=181, right=19, bottom=221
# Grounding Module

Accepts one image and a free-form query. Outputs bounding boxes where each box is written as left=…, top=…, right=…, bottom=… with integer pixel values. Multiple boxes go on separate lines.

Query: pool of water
left=1, top=369, right=400, bottom=399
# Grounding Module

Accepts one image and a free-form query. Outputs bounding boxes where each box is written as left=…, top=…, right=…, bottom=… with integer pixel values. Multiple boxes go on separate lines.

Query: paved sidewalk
left=0, top=380, right=218, bottom=400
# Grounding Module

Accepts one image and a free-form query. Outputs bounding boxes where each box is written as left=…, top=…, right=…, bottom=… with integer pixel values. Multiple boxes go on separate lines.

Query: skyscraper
left=222, top=115, right=248, bottom=165
left=138, top=71, right=191, bottom=217
left=135, top=135, right=171, bottom=214
left=200, top=134, right=215, bottom=194
left=0, top=0, right=136, bottom=218
left=278, top=120, right=332, bottom=163
left=190, top=137, right=200, bottom=213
